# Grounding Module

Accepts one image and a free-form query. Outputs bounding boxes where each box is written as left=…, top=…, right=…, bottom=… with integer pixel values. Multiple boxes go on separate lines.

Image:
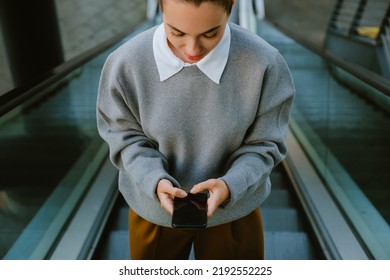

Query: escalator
left=93, top=6, right=389, bottom=260
left=1, top=2, right=389, bottom=260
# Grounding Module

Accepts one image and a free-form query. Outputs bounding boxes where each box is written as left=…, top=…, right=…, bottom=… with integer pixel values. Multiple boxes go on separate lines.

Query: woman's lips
left=185, top=53, right=203, bottom=61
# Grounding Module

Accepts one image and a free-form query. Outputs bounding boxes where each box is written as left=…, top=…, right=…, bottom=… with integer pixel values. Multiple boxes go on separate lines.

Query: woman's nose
left=185, top=38, right=201, bottom=55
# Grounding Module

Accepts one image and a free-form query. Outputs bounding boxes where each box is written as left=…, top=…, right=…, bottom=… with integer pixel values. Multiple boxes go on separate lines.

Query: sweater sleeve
left=220, top=51, right=295, bottom=207
left=96, top=56, right=179, bottom=201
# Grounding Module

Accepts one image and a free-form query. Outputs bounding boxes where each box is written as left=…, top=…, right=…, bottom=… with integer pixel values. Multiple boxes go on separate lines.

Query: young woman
left=97, top=0, right=294, bottom=259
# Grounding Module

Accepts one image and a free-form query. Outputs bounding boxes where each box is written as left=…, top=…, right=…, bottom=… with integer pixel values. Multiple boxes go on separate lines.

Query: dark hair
left=158, top=0, right=234, bottom=15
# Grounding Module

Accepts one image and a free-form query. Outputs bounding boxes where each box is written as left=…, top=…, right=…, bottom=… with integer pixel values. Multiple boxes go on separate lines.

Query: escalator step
left=99, top=230, right=129, bottom=260
left=261, top=208, right=304, bottom=232
left=262, top=189, right=295, bottom=208
left=98, top=230, right=315, bottom=260
left=264, top=231, right=315, bottom=260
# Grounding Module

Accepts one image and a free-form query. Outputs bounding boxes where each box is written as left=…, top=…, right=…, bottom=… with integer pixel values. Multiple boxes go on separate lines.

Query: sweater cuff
left=219, top=171, right=247, bottom=208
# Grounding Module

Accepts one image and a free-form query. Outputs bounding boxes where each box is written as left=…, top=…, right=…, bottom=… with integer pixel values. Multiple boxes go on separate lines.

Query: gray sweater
left=97, top=23, right=295, bottom=227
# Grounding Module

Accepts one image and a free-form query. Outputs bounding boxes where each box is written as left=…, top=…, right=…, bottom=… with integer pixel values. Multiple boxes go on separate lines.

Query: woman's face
left=162, top=0, right=230, bottom=63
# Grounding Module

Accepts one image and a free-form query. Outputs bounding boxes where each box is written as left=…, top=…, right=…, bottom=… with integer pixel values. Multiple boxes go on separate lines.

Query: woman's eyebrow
left=167, top=24, right=221, bottom=35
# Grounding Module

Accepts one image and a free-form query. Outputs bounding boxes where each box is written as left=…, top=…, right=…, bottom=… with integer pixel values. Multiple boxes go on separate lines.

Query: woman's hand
left=156, top=179, right=187, bottom=215
left=190, top=179, right=230, bottom=217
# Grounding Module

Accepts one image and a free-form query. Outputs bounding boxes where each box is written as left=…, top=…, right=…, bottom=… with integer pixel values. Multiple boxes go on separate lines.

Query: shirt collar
left=153, top=23, right=231, bottom=84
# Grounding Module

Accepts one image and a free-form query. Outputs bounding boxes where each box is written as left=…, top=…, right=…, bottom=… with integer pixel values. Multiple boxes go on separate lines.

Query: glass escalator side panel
left=0, top=62, right=104, bottom=259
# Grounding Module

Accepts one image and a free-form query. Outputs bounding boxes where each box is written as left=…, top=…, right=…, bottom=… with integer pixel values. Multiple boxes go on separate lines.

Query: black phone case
left=171, top=193, right=208, bottom=228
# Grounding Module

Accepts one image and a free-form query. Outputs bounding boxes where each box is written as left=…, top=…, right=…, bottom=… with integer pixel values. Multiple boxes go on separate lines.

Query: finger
left=157, top=179, right=174, bottom=194
left=156, top=179, right=188, bottom=215
left=172, top=187, right=188, bottom=198
left=206, top=196, right=219, bottom=217
left=157, top=179, right=187, bottom=197
left=194, top=179, right=230, bottom=217
left=160, top=188, right=187, bottom=215
left=156, top=180, right=174, bottom=215
left=159, top=192, right=175, bottom=215
left=190, top=180, right=213, bottom=194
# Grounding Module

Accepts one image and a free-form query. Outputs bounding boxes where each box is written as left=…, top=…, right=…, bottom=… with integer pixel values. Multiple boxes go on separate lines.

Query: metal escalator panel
left=256, top=20, right=390, bottom=259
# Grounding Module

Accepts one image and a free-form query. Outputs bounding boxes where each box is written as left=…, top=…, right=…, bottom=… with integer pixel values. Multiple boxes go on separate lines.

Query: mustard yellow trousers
left=129, top=208, right=264, bottom=260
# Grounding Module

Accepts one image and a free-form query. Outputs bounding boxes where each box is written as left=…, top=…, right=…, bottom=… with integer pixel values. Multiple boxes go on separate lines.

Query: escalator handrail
left=266, top=21, right=390, bottom=97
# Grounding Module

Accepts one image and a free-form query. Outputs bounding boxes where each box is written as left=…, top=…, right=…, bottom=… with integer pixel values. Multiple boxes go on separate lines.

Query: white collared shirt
left=153, top=23, right=231, bottom=84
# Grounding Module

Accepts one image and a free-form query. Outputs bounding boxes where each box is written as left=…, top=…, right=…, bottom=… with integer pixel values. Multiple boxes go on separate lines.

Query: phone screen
left=171, top=192, right=208, bottom=228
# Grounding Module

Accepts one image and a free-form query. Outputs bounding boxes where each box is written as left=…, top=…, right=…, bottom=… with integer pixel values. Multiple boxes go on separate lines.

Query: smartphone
left=171, top=192, right=208, bottom=228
